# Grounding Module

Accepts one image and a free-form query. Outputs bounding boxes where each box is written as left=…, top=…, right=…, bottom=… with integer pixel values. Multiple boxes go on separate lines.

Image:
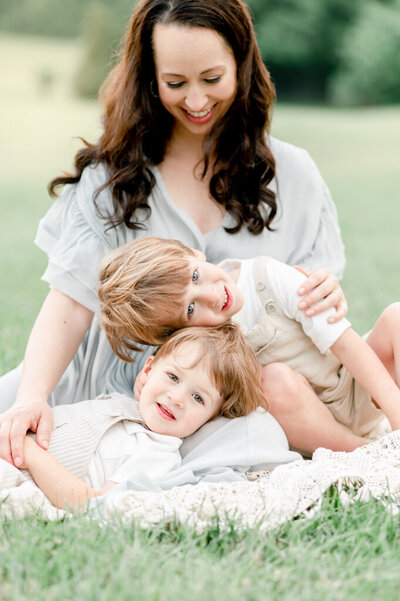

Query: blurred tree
left=0, top=0, right=133, bottom=38
left=248, top=0, right=362, bottom=100
left=0, top=0, right=87, bottom=37
left=328, top=0, right=400, bottom=105
left=73, top=1, right=120, bottom=98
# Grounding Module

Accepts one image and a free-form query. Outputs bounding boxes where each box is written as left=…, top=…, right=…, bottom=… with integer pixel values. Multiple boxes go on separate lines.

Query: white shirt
left=87, top=421, right=182, bottom=488
left=222, top=257, right=351, bottom=354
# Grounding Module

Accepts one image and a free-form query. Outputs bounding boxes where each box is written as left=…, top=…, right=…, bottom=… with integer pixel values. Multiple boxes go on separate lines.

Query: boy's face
left=138, top=341, right=222, bottom=438
left=173, top=253, right=244, bottom=328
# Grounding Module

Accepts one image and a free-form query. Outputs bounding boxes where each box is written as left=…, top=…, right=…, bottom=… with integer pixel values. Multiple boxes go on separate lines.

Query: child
left=99, top=237, right=400, bottom=454
left=0, top=323, right=267, bottom=509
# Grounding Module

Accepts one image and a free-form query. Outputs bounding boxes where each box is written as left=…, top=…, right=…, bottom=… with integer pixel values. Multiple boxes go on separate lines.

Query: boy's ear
left=143, top=356, right=155, bottom=375
left=190, top=248, right=206, bottom=261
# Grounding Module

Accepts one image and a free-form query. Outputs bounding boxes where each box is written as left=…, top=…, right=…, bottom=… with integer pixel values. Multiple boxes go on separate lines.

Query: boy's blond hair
left=152, top=323, right=268, bottom=418
left=99, top=237, right=194, bottom=361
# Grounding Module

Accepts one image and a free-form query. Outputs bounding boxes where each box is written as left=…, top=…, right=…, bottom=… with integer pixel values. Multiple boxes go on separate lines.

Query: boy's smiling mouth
left=222, top=286, right=233, bottom=311
left=157, top=402, right=176, bottom=420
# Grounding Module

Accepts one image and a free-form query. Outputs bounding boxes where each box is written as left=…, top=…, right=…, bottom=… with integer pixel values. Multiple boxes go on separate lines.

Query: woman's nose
left=184, top=86, right=208, bottom=112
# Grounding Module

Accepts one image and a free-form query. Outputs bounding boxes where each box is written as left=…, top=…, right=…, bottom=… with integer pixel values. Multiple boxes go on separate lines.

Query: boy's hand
left=294, top=266, right=348, bottom=323
left=20, top=436, right=40, bottom=470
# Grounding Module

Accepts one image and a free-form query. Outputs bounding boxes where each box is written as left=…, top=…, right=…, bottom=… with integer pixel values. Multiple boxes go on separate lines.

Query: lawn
left=0, top=34, right=400, bottom=600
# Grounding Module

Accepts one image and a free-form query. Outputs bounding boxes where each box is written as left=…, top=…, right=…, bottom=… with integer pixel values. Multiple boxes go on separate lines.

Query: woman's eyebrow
left=162, top=65, right=225, bottom=77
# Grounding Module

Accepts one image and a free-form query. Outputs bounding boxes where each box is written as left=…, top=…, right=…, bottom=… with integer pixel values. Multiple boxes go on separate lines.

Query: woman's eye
left=167, top=372, right=178, bottom=382
left=166, top=81, right=184, bottom=89
left=192, top=270, right=199, bottom=283
left=204, top=76, right=221, bottom=84
left=187, top=303, right=194, bottom=318
left=193, top=393, right=204, bottom=404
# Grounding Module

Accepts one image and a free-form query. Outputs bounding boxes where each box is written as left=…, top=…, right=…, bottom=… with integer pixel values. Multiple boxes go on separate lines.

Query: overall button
left=265, top=301, right=275, bottom=313
left=256, top=282, right=266, bottom=291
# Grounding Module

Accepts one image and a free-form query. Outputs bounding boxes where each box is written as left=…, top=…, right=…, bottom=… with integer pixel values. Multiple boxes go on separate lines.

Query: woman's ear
left=190, top=248, right=206, bottom=261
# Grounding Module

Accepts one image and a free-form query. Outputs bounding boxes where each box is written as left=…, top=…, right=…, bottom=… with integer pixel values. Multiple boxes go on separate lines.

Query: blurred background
left=0, top=0, right=399, bottom=370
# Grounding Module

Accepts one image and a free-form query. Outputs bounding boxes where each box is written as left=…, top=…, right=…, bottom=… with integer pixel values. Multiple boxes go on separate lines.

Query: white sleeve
left=265, top=258, right=351, bottom=354
left=109, top=430, right=182, bottom=484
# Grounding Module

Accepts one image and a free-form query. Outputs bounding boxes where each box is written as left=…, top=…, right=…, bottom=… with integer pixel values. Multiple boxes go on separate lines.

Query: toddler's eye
left=192, top=393, right=204, bottom=404
left=187, top=303, right=194, bottom=318
left=167, top=372, right=178, bottom=382
left=192, top=270, right=199, bottom=283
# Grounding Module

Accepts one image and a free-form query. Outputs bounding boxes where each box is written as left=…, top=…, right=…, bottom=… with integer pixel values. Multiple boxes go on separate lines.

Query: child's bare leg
left=261, top=363, right=367, bottom=454
left=366, top=302, right=400, bottom=386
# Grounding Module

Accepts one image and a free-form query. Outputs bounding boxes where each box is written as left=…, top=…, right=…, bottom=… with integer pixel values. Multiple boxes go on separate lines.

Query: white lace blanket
left=1, top=431, right=400, bottom=531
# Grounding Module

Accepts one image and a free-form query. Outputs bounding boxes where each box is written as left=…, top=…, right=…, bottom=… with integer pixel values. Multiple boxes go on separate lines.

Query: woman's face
left=153, top=23, right=237, bottom=137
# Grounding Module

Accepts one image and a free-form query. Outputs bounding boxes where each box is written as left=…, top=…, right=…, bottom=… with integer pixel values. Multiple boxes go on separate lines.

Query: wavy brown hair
left=49, top=0, right=277, bottom=235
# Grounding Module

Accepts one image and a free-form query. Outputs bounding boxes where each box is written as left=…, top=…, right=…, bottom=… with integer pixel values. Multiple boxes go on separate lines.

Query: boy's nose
left=167, top=390, right=184, bottom=408
left=198, top=286, right=219, bottom=307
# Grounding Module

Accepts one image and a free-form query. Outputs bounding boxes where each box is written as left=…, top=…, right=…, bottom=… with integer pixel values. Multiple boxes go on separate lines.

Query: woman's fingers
left=0, top=402, right=53, bottom=466
left=0, top=416, right=14, bottom=464
left=297, top=268, right=348, bottom=321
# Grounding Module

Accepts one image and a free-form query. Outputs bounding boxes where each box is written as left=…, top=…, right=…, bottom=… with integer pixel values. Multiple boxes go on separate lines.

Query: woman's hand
left=0, top=400, right=53, bottom=466
left=294, top=266, right=348, bottom=323
left=0, top=288, right=93, bottom=466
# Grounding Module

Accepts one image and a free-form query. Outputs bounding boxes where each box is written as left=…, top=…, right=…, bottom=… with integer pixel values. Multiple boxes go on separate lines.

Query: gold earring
left=150, top=80, right=159, bottom=98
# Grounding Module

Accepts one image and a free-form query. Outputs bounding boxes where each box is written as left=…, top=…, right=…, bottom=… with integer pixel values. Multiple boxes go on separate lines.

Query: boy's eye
left=204, top=76, right=221, bottom=84
left=192, top=270, right=199, bottom=283
left=187, top=303, right=194, bottom=317
left=192, top=393, right=204, bottom=404
left=166, top=81, right=184, bottom=89
left=167, top=372, right=178, bottom=382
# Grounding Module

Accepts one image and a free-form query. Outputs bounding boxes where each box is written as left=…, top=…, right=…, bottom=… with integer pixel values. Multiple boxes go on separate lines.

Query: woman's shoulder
left=268, top=135, right=323, bottom=193
left=269, top=136, right=317, bottom=171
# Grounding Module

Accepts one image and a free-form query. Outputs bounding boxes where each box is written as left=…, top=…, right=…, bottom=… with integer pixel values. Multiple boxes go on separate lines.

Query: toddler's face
left=138, top=341, right=222, bottom=438
left=173, top=255, right=243, bottom=328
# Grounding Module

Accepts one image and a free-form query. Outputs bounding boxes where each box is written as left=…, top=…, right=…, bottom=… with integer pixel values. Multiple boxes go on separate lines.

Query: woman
left=0, top=0, right=347, bottom=466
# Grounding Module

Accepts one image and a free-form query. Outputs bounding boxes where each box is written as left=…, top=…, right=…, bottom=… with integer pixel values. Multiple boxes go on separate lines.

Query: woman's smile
left=153, top=23, right=237, bottom=137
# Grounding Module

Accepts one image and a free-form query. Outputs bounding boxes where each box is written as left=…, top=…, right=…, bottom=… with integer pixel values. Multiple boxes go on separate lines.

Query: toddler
left=99, top=237, right=400, bottom=454
left=0, top=323, right=266, bottom=509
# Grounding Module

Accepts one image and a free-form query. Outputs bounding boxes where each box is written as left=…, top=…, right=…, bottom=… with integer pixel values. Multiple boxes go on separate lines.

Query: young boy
left=0, top=323, right=267, bottom=509
left=99, top=237, right=400, bottom=454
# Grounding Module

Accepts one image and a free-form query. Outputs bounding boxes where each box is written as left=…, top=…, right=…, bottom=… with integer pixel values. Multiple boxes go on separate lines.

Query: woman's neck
left=167, top=123, right=206, bottom=162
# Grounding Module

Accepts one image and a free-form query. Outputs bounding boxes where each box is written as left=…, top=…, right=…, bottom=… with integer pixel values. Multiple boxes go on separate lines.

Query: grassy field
left=1, top=34, right=400, bottom=600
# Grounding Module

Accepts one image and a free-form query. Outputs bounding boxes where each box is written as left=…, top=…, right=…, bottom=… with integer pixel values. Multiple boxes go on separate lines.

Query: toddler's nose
left=167, top=390, right=184, bottom=408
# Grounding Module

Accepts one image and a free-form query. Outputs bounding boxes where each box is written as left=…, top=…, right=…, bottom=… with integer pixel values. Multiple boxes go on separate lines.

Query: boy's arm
left=331, top=328, right=400, bottom=430
left=23, top=437, right=115, bottom=510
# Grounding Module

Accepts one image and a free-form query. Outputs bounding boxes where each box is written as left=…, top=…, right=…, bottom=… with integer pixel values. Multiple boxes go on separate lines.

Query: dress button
left=265, top=301, right=275, bottom=313
left=256, top=282, right=266, bottom=291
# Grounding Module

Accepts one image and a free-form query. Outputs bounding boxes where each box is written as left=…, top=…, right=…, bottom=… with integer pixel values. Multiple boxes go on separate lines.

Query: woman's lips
left=157, top=402, right=176, bottom=421
left=182, top=105, right=216, bottom=124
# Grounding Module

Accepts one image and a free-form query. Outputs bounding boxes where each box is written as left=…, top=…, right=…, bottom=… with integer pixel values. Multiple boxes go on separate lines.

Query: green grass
left=1, top=495, right=400, bottom=600
left=1, top=34, right=400, bottom=600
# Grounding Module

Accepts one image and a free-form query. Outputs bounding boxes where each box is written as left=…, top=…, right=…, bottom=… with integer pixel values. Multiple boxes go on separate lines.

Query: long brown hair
left=49, top=0, right=277, bottom=235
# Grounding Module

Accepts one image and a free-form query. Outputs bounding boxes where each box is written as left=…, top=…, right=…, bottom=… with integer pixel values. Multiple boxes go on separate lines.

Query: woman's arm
left=0, top=288, right=93, bottom=466
left=331, top=328, right=400, bottom=430
left=23, top=436, right=114, bottom=510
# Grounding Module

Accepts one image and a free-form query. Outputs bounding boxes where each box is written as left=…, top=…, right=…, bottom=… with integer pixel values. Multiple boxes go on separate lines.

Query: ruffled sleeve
left=270, top=137, right=346, bottom=278
left=34, top=164, right=117, bottom=313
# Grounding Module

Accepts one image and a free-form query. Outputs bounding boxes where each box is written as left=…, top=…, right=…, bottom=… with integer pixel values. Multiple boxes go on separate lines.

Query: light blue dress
left=0, top=137, right=345, bottom=420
